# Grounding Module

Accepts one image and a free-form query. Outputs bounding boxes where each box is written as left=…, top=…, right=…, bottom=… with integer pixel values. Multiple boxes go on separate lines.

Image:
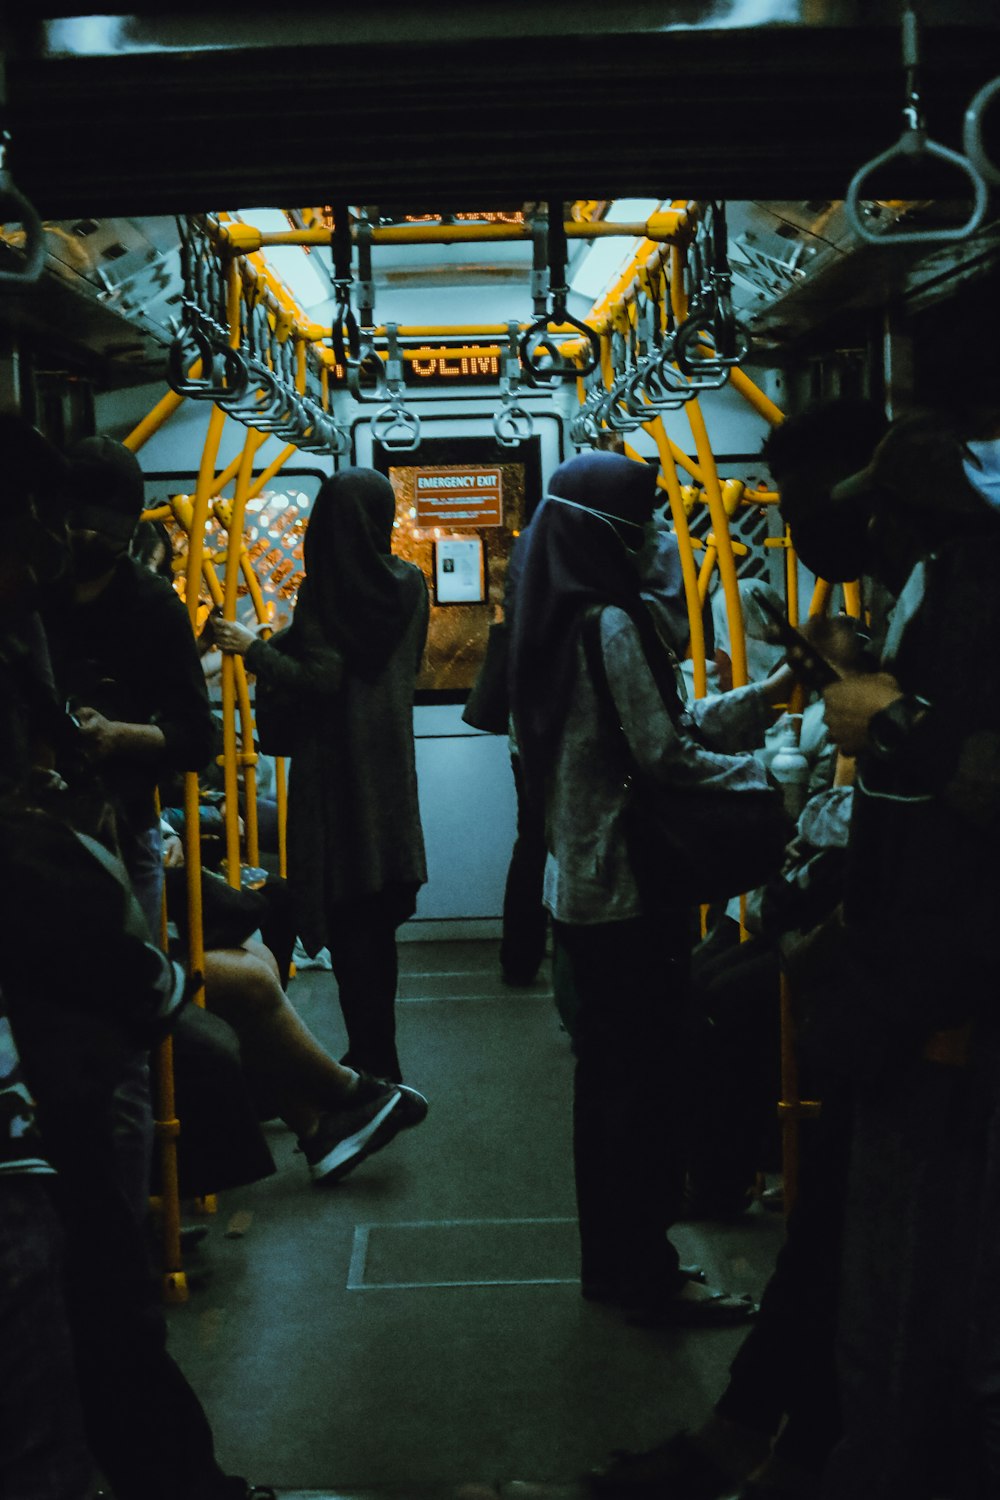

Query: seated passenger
left=163, top=855, right=427, bottom=1184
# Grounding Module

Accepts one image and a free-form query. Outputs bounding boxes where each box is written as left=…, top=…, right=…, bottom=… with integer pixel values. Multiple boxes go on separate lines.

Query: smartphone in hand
left=754, top=594, right=844, bottom=691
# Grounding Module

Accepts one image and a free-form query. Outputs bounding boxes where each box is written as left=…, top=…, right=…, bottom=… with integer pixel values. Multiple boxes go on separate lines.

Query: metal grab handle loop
left=369, top=324, right=420, bottom=448
left=520, top=199, right=600, bottom=385
left=844, top=135, right=989, bottom=245
left=0, top=139, right=46, bottom=284
left=675, top=316, right=748, bottom=379
left=493, top=404, right=534, bottom=447
left=964, top=76, right=1000, bottom=188
left=493, top=318, right=534, bottom=447
left=844, top=7, right=989, bottom=245
left=371, top=401, right=421, bottom=451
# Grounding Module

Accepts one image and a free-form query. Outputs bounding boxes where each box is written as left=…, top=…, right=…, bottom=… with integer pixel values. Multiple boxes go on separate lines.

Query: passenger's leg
left=203, top=942, right=361, bottom=1138
left=684, top=940, right=781, bottom=1217
left=555, top=913, right=687, bottom=1299
left=0, top=1177, right=96, bottom=1500
left=326, top=888, right=414, bottom=1083
left=49, top=1119, right=236, bottom=1500
left=112, top=821, right=163, bottom=1218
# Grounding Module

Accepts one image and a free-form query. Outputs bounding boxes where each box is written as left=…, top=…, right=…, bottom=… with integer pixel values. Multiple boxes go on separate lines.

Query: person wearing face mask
left=41, top=436, right=214, bottom=1220
left=509, top=451, right=793, bottom=1327
left=42, top=437, right=214, bottom=934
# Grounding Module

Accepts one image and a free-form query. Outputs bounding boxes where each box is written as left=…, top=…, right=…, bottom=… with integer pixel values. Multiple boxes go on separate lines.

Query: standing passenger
left=509, top=451, right=792, bottom=1325
left=214, top=468, right=429, bottom=1088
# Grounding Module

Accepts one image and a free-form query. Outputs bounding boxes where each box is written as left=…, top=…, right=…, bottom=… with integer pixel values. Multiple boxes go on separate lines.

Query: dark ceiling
left=4, top=14, right=1000, bottom=217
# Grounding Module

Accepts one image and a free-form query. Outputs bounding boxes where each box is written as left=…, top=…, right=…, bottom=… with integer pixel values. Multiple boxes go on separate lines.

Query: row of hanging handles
left=1, top=13, right=999, bottom=416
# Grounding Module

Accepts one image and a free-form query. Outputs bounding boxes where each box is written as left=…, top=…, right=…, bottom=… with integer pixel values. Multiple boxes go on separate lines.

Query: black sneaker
left=299, top=1076, right=425, bottom=1185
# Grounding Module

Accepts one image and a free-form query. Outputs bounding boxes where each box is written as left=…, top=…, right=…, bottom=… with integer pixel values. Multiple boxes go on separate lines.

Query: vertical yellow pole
left=123, top=377, right=195, bottom=454
left=842, top=579, right=863, bottom=617
left=645, top=417, right=707, bottom=699
left=221, top=425, right=269, bottom=878
left=184, top=405, right=226, bottom=996
left=688, top=399, right=748, bottom=687
left=785, top=530, right=800, bottom=628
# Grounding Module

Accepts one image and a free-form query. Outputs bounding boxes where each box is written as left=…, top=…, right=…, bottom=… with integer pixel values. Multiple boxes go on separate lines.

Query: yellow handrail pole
left=183, top=401, right=227, bottom=1006
left=807, top=577, right=835, bottom=618
left=644, top=416, right=708, bottom=697
left=218, top=467, right=266, bottom=880
left=727, top=364, right=786, bottom=429
left=221, top=212, right=691, bottom=255
left=689, top=399, right=748, bottom=687
left=216, top=264, right=261, bottom=884
left=247, top=445, right=298, bottom=501
left=697, top=543, right=718, bottom=606
left=275, top=756, right=289, bottom=881
left=209, top=450, right=245, bottom=500
left=842, top=579, right=863, bottom=617
left=786, top=530, right=800, bottom=628
left=174, top=485, right=265, bottom=870
left=123, top=371, right=197, bottom=454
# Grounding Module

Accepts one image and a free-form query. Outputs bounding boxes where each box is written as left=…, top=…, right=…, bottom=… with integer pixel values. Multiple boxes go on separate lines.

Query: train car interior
left=3, top=4, right=1000, bottom=1499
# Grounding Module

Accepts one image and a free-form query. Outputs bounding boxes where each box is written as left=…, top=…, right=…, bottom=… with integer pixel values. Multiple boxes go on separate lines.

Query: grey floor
left=166, top=940, right=784, bottom=1496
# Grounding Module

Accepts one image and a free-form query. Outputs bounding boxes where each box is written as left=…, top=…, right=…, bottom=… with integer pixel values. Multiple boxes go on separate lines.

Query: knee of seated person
left=204, top=948, right=282, bottom=1017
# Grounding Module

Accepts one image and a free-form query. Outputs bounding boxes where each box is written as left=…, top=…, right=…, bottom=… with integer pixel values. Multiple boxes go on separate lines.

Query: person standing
left=215, top=468, right=429, bottom=1087
left=509, top=450, right=791, bottom=1325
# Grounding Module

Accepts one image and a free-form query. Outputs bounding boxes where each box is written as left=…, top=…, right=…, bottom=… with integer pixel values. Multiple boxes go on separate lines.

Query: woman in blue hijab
left=510, top=450, right=790, bottom=1326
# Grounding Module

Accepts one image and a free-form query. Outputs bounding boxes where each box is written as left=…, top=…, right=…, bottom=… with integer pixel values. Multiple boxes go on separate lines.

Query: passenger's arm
left=243, top=628, right=344, bottom=699
left=602, top=610, right=769, bottom=787
left=74, top=585, right=214, bottom=772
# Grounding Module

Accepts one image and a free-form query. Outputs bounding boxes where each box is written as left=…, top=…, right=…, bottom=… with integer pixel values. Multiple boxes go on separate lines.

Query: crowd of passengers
left=2, top=346, right=1000, bottom=1500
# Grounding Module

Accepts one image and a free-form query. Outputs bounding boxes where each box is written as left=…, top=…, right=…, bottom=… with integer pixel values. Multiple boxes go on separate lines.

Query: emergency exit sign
left=414, top=466, right=503, bottom=528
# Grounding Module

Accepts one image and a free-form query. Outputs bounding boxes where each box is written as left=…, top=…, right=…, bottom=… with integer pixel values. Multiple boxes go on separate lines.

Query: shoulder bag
left=461, top=620, right=510, bottom=734
left=582, top=605, right=792, bottom=907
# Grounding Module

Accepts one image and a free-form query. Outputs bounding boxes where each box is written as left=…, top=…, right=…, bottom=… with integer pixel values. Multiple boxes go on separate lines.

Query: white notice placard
left=434, top=537, right=485, bottom=605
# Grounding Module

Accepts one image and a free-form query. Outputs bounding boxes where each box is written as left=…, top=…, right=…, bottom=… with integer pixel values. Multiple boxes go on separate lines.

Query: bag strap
left=581, top=603, right=692, bottom=737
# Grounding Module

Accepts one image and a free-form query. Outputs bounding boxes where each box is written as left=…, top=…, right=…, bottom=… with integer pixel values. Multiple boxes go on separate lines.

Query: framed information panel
left=434, top=536, right=486, bottom=605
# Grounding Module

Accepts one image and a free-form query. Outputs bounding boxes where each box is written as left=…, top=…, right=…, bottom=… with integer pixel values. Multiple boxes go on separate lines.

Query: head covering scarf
left=509, top=450, right=659, bottom=797
left=291, top=467, right=422, bottom=682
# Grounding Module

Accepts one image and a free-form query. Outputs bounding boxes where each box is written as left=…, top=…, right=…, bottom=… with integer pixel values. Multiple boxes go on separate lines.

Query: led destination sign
left=328, top=346, right=502, bottom=387
left=414, top=466, right=503, bottom=529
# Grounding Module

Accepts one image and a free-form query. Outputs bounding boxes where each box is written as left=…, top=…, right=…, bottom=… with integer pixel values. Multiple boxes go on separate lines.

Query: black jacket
left=43, top=557, right=214, bottom=830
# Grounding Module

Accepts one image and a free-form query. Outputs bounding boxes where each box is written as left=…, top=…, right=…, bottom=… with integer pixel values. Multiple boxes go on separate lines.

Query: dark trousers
left=326, top=884, right=418, bottom=1084
left=499, top=753, right=548, bottom=985
left=822, top=1048, right=1000, bottom=1500
left=47, top=1110, right=235, bottom=1500
left=555, top=912, right=689, bottom=1295
left=716, top=1090, right=851, bottom=1475
left=685, top=935, right=782, bottom=1208
left=0, top=1177, right=95, bottom=1500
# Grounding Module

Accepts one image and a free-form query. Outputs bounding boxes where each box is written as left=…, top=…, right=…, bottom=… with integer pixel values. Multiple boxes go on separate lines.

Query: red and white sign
left=413, top=466, right=503, bottom=529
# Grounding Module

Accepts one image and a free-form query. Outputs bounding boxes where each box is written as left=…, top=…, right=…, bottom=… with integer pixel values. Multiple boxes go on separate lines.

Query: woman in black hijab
left=510, top=450, right=790, bottom=1326
left=216, top=468, right=429, bottom=1091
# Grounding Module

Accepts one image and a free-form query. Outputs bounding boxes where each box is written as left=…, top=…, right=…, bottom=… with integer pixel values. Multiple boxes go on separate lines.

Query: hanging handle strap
left=0, top=129, right=45, bottom=285
left=844, top=8, right=988, bottom=245
left=963, top=75, right=1000, bottom=187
